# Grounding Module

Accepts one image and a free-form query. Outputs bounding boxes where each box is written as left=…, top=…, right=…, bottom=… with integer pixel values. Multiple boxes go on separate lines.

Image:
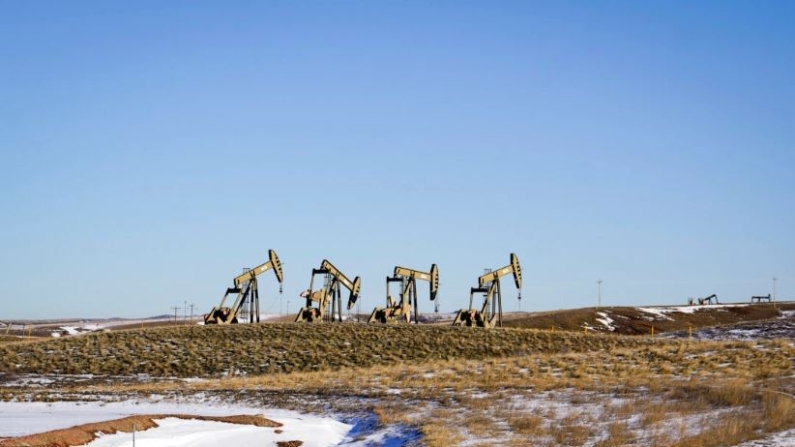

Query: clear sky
left=1, top=1, right=793, bottom=320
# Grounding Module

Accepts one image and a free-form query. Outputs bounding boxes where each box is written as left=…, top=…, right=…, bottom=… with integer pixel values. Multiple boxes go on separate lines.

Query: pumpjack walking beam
left=204, top=249, right=284, bottom=324
left=296, top=259, right=361, bottom=323
left=453, top=253, right=522, bottom=329
left=369, top=264, right=438, bottom=324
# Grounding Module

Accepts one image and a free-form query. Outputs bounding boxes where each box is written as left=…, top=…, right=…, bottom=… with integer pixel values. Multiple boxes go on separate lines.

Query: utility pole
left=189, top=303, right=195, bottom=322
left=597, top=280, right=603, bottom=310
left=183, top=300, right=187, bottom=323
left=171, top=306, right=180, bottom=324
left=773, top=277, right=778, bottom=304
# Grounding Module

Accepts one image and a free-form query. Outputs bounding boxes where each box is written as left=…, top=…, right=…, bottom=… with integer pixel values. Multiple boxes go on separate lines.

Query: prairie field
left=1, top=305, right=794, bottom=446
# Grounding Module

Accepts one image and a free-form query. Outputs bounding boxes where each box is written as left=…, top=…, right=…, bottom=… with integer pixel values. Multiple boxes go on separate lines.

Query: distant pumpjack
left=751, top=294, right=772, bottom=303
left=204, top=250, right=284, bottom=324
left=369, top=264, right=438, bottom=324
left=452, top=253, right=522, bottom=329
left=295, top=259, right=361, bottom=323
left=697, top=294, right=719, bottom=305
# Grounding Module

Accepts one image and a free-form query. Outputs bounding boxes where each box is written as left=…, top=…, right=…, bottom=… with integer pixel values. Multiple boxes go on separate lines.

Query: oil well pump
left=295, top=259, right=361, bottom=323
left=697, top=294, right=719, bottom=305
left=369, top=264, right=439, bottom=324
left=453, top=253, right=522, bottom=328
left=204, top=249, right=284, bottom=324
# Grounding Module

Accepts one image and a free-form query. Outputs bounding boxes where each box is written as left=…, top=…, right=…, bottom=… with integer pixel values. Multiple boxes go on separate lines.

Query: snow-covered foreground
left=0, top=401, right=351, bottom=447
left=83, top=417, right=336, bottom=447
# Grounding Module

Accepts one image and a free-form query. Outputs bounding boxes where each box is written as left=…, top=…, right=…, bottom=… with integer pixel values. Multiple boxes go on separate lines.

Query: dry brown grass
left=0, top=336, right=21, bottom=344
left=420, top=408, right=465, bottom=447
left=276, top=441, right=303, bottom=447
left=504, top=411, right=544, bottom=435
left=0, top=323, right=673, bottom=377
left=372, top=401, right=415, bottom=426
left=594, top=421, right=636, bottom=447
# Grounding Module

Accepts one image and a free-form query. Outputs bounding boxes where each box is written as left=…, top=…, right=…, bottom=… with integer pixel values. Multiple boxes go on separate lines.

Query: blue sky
left=1, top=1, right=793, bottom=319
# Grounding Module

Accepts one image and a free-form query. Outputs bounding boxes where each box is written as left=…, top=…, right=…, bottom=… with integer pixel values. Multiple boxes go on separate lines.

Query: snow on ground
left=54, top=323, right=107, bottom=337
left=639, top=303, right=749, bottom=317
left=595, top=312, right=616, bottom=331
left=637, top=307, right=676, bottom=320
left=82, top=416, right=345, bottom=447
left=0, top=399, right=420, bottom=446
left=0, top=401, right=351, bottom=447
left=729, top=429, right=795, bottom=447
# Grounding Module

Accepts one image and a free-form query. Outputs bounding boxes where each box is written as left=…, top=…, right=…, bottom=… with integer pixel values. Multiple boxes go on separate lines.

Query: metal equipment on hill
left=295, top=259, right=361, bottom=323
left=452, top=253, right=522, bottom=328
left=204, top=249, right=284, bottom=324
left=369, top=264, right=439, bottom=324
left=751, top=294, right=772, bottom=303
left=697, top=294, right=719, bottom=305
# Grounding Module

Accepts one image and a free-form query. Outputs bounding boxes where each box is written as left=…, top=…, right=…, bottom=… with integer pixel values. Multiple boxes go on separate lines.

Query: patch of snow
left=470, top=391, right=489, bottom=399
left=637, top=308, right=676, bottom=320
left=1, top=376, right=55, bottom=388
left=639, top=303, right=749, bottom=317
left=730, top=428, right=795, bottom=447
left=55, top=324, right=107, bottom=336
left=80, top=416, right=347, bottom=447
left=0, top=401, right=350, bottom=446
left=339, top=414, right=422, bottom=447
left=595, top=312, right=616, bottom=331
left=342, top=423, right=421, bottom=447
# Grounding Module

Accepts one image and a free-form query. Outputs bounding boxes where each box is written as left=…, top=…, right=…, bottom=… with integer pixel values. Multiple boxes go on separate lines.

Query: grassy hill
left=0, top=323, right=661, bottom=377
left=503, top=302, right=795, bottom=334
left=1, top=304, right=794, bottom=447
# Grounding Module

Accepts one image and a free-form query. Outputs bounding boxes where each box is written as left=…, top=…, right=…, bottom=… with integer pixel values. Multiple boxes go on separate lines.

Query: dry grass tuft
left=419, top=408, right=465, bottom=447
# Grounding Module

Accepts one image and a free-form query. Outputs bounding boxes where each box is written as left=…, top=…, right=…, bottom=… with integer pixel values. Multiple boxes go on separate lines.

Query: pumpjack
left=204, top=249, right=284, bottom=324
left=369, top=264, right=439, bottom=324
left=751, top=294, right=772, bottom=303
left=296, top=259, right=361, bottom=323
left=453, top=253, right=522, bottom=328
left=697, top=294, right=719, bottom=305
